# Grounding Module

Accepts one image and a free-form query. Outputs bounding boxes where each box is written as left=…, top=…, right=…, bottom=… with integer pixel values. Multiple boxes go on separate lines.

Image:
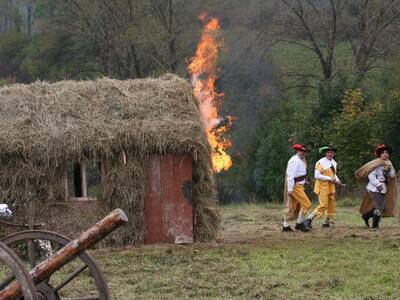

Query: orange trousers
left=292, top=185, right=312, bottom=215
left=313, top=193, right=336, bottom=220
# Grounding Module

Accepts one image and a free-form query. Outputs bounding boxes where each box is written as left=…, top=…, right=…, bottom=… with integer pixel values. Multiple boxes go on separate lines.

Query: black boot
left=304, top=218, right=313, bottom=230
left=372, top=214, right=380, bottom=229
left=362, top=209, right=374, bottom=227
left=282, top=226, right=293, bottom=232
left=295, top=223, right=310, bottom=232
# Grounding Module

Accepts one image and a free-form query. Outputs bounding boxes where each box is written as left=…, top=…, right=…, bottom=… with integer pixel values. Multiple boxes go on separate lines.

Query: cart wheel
left=1, top=230, right=110, bottom=300
left=0, top=241, right=38, bottom=299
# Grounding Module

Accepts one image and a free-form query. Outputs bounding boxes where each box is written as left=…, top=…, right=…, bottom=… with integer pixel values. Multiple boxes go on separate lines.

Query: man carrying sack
left=355, top=144, right=398, bottom=229
left=304, top=146, right=343, bottom=229
left=282, top=144, right=312, bottom=232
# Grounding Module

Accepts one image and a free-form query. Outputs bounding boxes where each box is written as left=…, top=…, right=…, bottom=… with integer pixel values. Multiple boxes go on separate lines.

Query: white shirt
left=314, top=157, right=340, bottom=182
left=286, top=154, right=307, bottom=193
left=366, top=165, right=396, bottom=194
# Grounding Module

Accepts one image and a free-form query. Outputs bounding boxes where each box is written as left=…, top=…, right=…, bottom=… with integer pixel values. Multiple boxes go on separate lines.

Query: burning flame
left=188, top=14, right=233, bottom=173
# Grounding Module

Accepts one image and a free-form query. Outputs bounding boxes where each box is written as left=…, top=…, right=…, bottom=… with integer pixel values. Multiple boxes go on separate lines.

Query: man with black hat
left=282, top=144, right=312, bottom=232
left=356, top=144, right=397, bottom=229
left=304, top=146, right=342, bottom=229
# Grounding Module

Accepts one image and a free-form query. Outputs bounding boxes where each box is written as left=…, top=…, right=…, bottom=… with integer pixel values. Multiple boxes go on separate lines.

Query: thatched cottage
left=0, top=74, right=220, bottom=245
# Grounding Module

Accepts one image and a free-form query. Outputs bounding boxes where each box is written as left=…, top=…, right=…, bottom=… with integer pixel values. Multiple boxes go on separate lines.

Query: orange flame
left=188, top=14, right=233, bottom=173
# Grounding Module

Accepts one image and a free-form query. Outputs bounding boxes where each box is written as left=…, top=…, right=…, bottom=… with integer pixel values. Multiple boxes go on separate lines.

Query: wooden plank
left=160, top=154, right=175, bottom=243
left=161, top=155, right=193, bottom=244
left=144, top=154, right=193, bottom=244
left=81, top=162, right=88, bottom=198
left=144, top=155, right=163, bottom=244
left=172, top=155, right=193, bottom=243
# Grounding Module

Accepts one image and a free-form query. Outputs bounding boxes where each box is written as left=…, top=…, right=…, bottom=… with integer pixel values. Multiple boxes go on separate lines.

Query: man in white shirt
left=282, top=144, right=312, bottom=232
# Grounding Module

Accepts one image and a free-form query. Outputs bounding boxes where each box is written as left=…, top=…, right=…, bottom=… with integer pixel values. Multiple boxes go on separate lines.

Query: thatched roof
left=0, top=73, right=206, bottom=159
left=0, top=74, right=219, bottom=244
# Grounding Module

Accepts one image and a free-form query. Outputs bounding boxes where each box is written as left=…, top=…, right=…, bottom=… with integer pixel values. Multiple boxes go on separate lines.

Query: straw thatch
left=0, top=73, right=220, bottom=244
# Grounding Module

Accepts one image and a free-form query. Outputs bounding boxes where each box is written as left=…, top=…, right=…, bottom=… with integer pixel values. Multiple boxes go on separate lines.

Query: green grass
left=269, top=41, right=385, bottom=94
left=2, top=204, right=400, bottom=299
left=94, top=234, right=400, bottom=299
left=97, top=204, right=400, bottom=299
left=270, top=42, right=355, bottom=79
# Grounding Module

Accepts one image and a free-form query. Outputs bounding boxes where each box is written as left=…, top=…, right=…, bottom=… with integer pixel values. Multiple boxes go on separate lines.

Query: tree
left=265, top=0, right=349, bottom=84
left=20, top=0, right=37, bottom=35
left=0, top=0, right=14, bottom=32
left=45, top=0, right=146, bottom=78
left=0, top=31, right=29, bottom=79
left=379, top=87, right=400, bottom=169
left=255, top=117, right=291, bottom=200
left=346, top=0, right=400, bottom=82
left=148, top=0, right=184, bottom=72
left=332, top=89, right=381, bottom=183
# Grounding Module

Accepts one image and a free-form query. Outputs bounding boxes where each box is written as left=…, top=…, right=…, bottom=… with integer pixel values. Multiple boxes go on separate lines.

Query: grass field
left=3, top=203, right=400, bottom=299
left=88, top=203, right=400, bottom=300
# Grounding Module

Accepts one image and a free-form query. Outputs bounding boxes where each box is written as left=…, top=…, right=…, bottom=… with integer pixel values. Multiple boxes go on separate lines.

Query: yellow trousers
left=313, top=193, right=336, bottom=220
left=292, top=184, right=312, bottom=215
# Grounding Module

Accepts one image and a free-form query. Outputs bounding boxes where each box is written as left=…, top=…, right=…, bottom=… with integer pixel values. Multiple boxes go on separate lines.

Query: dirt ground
left=219, top=203, right=400, bottom=244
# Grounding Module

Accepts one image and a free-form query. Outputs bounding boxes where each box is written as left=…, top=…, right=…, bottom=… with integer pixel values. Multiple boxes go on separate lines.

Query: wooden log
left=0, top=208, right=128, bottom=300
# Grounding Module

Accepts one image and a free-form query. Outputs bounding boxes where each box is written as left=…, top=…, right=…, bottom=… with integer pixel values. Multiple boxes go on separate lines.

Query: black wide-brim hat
left=375, top=144, right=392, bottom=157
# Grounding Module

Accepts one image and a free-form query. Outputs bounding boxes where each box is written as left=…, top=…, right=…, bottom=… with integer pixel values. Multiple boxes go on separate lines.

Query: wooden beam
left=81, top=162, right=88, bottom=198
left=64, top=171, right=69, bottom=200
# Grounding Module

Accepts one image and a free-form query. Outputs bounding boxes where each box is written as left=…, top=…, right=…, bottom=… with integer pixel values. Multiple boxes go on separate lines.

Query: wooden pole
left=27, top=199, right=35, bottom=269
left=64, top=171, right=69, bottom=201
left=81, top=162, right=88, bottom=198
left=0, top=209, right=128, bottom=300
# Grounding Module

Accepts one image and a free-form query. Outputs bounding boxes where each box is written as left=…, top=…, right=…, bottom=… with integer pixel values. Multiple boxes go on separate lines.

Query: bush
left=338, top=197, right=359, bottom=208
left=255, top=117, right=291, bottom=201
left=0, top=32, right=29, bottom=78
left=332, top=89, right=382, bottom=185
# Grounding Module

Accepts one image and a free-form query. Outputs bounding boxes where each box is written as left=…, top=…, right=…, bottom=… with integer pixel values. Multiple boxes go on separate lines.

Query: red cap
left=374, top=144, right=391, bottom=157
left=293, top=144, right=308, bottom=151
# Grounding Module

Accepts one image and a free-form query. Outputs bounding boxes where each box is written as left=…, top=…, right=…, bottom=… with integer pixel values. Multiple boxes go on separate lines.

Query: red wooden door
left=144, top=154, right=193, bottom=244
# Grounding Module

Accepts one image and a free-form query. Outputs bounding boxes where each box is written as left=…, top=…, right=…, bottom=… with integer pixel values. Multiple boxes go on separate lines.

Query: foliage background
left=1, top=0, right=400, bottom=203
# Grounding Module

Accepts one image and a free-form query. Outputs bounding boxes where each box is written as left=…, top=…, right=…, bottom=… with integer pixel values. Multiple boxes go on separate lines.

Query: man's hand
left=384, top=165, right=391, bottom=172
left=288, top=190, right=293, bottom=195
left=331, top=178, right=345, bottom=186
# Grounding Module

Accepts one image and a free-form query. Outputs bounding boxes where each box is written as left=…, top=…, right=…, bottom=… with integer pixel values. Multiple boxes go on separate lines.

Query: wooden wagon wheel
left=1, top=230, right=110, bottom=300
left=0, top=241, right=38, bottom=300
